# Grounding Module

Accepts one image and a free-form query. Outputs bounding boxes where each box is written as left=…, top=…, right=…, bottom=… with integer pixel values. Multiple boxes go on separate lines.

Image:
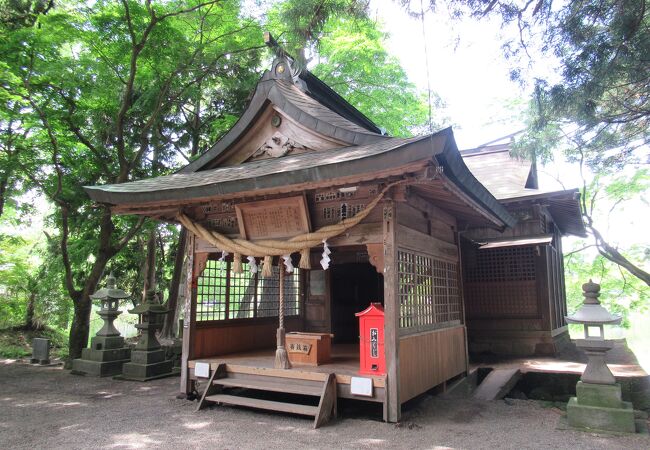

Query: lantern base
left=121, top=349, right=174, bottom=381
left=71, top=357, right=130, bottom=377
left=71, top=335, right=131, bottom=377
left=567, top=397, right=636, bottom=433
left=566, top=381, right=636, bottom=433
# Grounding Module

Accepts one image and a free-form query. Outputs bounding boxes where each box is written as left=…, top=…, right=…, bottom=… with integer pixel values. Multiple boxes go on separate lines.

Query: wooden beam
left=382, top=198, right=401, bottom=422
left=406, top=191, right=457, bottom=228
left=107, top=163, right=429, bottom=216
left=396, top=225, right=458, bottom=262
left=456, top=231, right=470, bottom=375
left=327, top=222, right=383, bottom=246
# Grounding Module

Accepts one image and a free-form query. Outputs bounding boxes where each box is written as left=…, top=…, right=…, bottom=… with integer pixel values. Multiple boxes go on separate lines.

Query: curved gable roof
left=180, top=57, right=386, bottom=174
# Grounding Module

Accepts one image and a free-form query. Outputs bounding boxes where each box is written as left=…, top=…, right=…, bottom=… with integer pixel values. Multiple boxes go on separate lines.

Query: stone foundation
left=468, top=328, right=572, bottom=357
left=567, top=382, right=636, bottom=433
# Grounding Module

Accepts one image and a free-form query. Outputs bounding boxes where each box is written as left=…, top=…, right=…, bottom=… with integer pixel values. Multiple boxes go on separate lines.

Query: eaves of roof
left=435, top=131, right=517, bottom=229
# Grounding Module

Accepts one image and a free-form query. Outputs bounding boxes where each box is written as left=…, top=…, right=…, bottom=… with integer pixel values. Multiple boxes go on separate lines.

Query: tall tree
left=0, top=0, right=264, bottom=360
left=404, top=0, right=650, bottom=287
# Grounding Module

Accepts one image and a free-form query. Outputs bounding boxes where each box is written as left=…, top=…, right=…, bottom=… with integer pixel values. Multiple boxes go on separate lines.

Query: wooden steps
left=215, top=377, right=323, bottom=396
left=196, top=363, right=337, bottom=428
left=204, top=394, right=319, bottom=417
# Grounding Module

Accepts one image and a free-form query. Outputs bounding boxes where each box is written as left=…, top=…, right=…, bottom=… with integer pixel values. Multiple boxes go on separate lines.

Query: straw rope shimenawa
left=176, top=177, right=424, bottom=370
left=176, top=178, right=414, bottom=274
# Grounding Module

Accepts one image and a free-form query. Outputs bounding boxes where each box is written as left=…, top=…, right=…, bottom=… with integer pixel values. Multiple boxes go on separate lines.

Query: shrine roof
left=84, top=128, right=517, bottom=229
left=87, top=135, right=426, bottom=204
left=461, top=144, right=536, bottom=200
left=461, top=143, right=586, bottom=237
left=179, top=58, right=386, bottom=174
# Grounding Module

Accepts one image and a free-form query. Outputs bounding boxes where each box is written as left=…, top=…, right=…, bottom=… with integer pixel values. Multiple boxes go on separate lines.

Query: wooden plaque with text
left=235, top=195, right=311, bottom=240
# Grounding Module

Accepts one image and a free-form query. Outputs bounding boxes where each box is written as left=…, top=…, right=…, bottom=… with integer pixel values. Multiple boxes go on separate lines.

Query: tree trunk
left=24, top=291, right=40, bottom=330
left=66, top=239, right=112, bottom=363
left=68, top=294, right=92, bottom=362
left=143, top=228, right=157, bottom=302
left=161, top=228, right=186, bottom=338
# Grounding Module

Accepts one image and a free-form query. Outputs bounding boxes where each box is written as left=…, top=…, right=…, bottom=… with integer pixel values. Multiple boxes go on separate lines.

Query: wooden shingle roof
left=461, top=143, right=586, bottom=237
left=179, top=58, right=386, bottom=174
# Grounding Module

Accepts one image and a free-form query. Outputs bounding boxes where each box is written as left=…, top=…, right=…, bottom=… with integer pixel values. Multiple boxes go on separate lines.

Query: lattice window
left=322, top=203, right=365, bottom=222
left=315, top=190, right=355, bottom=202
left=196, top=260, right=228, bottom=321
left=229, top=269, right=255, bottom=319
left=463, top=246, right=538, bottom=318
left=196, top=261, right=301, bottom=322
left=257, top=266, right=301, bottom=317
left=398, top=249, right=460, bottom=334
left=464, top=246, right=536, bottom=283
left=204, top=216, right=237, bottom=230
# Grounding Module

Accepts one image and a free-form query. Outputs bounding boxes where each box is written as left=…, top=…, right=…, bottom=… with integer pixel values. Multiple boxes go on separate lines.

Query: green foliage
left=268, top=1, right=433, bottom=136
left=0, top=345, right=30, bottom=358
left=434, top=0, right=649, bottom=171
left=0, top=324, right=69, bottom=359
left=565, top=247, right=649, bottom=327
left=267, top=0, right=368, bottom=64
left=563, top=169, right=650, bottom=321
left=1, top=0, right=266, bottom=356
left=0, top=207, right=72, bottom=330
left=312, top=16, right=433, bottom=136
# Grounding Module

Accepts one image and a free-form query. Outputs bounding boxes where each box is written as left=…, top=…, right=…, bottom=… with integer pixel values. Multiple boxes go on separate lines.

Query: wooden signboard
left=235, top=195, right=311, bottom=240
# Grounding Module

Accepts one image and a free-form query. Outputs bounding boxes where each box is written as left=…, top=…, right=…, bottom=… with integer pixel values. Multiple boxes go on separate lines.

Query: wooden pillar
left=536, top=244, right=552, bottom=331
left=382, top=198, right=400, bottom=422
left=456, top=231, right=470, bottom=375
left=180, top=232, right=196, bottom=395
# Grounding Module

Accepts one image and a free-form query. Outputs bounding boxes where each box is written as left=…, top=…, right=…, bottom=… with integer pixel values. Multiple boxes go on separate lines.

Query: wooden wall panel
left=398, top=325, right=467, bottom=403
left=396, top=203, right=429, bottom=235
left=396, top=201, right=456, bottom=244
left=396, top=225, right=458, bottom=262
left=192, top=317, right=303, bottom=359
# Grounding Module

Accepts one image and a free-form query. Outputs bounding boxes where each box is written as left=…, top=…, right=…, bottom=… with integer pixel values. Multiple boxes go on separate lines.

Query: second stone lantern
left=121, top=290, right=174, bottom=381
left=71, top=273, right=131, bottom=377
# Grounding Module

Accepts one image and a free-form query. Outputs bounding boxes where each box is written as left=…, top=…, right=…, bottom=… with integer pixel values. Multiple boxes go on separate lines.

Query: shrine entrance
left=330, top=262, right=383, bottom=344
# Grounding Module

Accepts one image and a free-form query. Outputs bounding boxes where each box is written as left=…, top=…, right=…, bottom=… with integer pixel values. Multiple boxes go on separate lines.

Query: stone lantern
left=121, top=289, right=174, bottom=381
left=565, top=280, right=636, bottom=433
left=71, top=273, right=131, bottom=377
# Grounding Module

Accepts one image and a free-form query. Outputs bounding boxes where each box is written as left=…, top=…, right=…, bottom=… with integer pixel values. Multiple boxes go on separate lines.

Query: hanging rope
left=274, top=267, right=290, bottom=369
left=176, top=179, right=411, bottom=270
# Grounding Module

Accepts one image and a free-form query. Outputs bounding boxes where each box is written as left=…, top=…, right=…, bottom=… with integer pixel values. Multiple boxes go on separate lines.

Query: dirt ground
left=0, top=359, right=648, bottom=449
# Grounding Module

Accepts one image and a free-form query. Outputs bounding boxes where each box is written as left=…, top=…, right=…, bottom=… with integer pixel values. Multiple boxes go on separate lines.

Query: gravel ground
left=0, top=359, right=647, bottom=449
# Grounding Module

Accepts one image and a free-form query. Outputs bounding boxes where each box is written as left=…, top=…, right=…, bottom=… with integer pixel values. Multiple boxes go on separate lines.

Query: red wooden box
left=355, top=303, right=386, bottom=375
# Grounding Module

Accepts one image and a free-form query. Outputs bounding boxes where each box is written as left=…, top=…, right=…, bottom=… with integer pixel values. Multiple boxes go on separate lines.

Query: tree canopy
left=0, top=0, right=433, bottom=359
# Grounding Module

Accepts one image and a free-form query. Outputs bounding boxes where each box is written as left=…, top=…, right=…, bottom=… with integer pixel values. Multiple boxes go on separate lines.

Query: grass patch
left=0, top=345, right=30, bottom=358
left=0, top=326, right=68, bottom=360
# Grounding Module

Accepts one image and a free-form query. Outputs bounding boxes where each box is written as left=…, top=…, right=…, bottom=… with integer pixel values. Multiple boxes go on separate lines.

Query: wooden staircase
left=196, top=364, right=337, bottom=428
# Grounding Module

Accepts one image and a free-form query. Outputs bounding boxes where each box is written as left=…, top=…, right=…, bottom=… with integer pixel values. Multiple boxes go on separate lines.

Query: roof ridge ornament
left=264, top=32, right=308, bottom=91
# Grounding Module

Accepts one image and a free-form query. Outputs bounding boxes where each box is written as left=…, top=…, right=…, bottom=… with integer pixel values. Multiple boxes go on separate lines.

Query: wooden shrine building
left=85, top=51, right=584, bottom=425
left=460, top=140, right=586, bottom=357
